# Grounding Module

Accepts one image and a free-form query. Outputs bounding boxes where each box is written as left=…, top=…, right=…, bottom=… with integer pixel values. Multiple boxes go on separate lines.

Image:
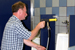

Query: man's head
left=12, top=1, right=27, bottom=20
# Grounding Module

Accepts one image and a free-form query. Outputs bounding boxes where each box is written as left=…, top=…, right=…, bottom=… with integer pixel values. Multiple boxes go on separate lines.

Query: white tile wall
left=52, top=0, right=59, bottom=7
left=46, top=7, right=52, bottom=14
left=40, top=0, right=46, bottom=7
left=33, top=15, right=40, bottom=29
left=59, top=17, right=67, bottom=26
left=55, top=17, right=60, bottom=25
left=67, top=0, right=75, bottom=6
left=34, top=16, right=40, bottom=24
left=67, top=17, right=69, bottom=21
left=55, top=26, right=59, bottom=34
left=59, top=26, right=67, bottom=33
left=59, top=7, right=66, bottom=16
left=33, top=23, right=37, bottom=29
left=35, top=8, right=40, bottom=16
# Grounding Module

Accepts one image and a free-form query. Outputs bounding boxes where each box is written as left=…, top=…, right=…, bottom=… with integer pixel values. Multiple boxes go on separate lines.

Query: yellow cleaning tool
left=41, top=18, right=57, bottom=22
left=49, top=18, right=57, bottom=22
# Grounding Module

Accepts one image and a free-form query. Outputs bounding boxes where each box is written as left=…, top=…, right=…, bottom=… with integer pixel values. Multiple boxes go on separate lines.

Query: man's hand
left=23, top=39, right=46, bottom=50
left=36, top=45, right=46, bottom=50
left=37, top=21, right=45, bottom=29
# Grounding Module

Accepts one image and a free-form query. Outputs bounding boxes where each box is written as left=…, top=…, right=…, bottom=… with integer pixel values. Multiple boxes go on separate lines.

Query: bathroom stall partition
left=40, top=14, right=55, bottom=50
left=69, top=15, right=75, bottom=50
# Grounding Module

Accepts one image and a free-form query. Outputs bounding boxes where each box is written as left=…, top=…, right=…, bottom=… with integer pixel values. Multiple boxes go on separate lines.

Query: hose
left=46, top=22, right=50, bottom=50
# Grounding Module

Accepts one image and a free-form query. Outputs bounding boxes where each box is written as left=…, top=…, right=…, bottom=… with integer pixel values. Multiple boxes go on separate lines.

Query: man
left=1, top=1, right=46, bottom=50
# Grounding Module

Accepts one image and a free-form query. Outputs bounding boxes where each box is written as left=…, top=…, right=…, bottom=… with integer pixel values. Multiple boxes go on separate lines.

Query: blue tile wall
left=34, top=0, right=75, bottom=16
left=52, top=7, right=59, bottom=16
left=46, top=0, right=52, bottom=7
left=40, top=8, right=46, bottom=15
left=67, top=7, right=75, bottom=16
left=59, top=0, right=67, bottom=7
left=34, top=0, right=40, bottom=8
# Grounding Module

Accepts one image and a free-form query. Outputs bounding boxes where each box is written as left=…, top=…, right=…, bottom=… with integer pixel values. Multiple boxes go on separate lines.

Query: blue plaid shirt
left=1, top=15, right=31, bottom=50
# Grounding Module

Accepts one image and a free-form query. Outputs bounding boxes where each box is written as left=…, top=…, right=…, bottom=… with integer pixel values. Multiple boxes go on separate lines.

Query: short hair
left=12, top=1, right=26, bottom=13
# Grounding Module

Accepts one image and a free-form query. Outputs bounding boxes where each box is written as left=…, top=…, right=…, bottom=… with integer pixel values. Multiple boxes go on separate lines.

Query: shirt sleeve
left=15, top=23, right=31, bottom=40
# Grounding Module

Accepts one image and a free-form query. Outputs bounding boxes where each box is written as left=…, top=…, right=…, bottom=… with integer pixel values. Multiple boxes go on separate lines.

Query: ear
left=18, top=9, right=22, bottom=15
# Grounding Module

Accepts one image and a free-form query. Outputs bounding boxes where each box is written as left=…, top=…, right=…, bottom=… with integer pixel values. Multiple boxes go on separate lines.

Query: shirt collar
left=12, top=15, right=22, bottom=24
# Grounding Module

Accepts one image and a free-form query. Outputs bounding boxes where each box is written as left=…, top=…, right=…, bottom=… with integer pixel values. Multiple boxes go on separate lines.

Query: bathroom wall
left=31, top=0, right=75, bottom=42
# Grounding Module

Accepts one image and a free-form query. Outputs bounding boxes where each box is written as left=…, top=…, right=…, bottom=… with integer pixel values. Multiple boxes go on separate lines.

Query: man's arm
left=23, top=39, right=46, bottom=50
left=28, top=21, right=45, bottom=40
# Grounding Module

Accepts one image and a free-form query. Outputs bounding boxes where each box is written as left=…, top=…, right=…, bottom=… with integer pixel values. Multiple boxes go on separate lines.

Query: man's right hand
left=37, top=21, right=45, bottom=29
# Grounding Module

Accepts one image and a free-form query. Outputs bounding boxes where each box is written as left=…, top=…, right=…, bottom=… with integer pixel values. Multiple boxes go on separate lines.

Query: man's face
left=21, top=6, right=27, bottom=20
